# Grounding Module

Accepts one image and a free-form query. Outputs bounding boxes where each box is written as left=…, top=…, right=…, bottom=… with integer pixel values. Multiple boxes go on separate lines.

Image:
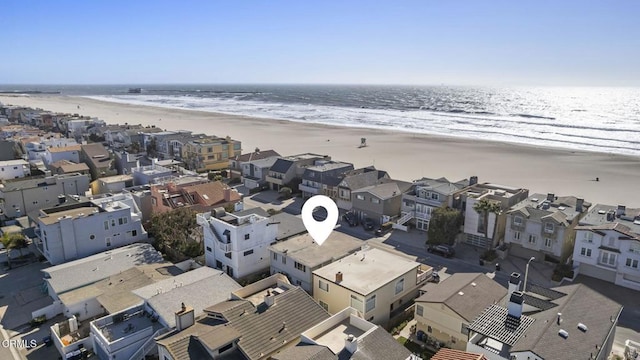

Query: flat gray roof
left=313, top=248, right=420, bottom=296
left=270, top=232, right=363, bottom=268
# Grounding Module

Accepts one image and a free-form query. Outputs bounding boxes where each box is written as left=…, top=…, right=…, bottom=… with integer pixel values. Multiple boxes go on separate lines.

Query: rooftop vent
left=578, top=323, right=588, bottom=332
left=558, top=329, right=569, bottom=339
left=598, top=210, right=606, bottom=215
left=531, top=198, right=539, bottom=202
left=458, top=291, right=464, bottom=296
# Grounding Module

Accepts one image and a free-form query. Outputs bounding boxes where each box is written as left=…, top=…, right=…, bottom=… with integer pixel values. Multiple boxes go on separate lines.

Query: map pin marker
left=301, top=195, right=339, bottom=246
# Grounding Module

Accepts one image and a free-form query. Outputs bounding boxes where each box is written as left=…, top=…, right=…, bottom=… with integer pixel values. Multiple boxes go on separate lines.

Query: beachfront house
left=277, top=306, right=413, bottom=360
left=241, top=156, right=279, bottom=189
left=81, top=143, right=117, bottom=180
left=312, top=247, right=432, bottom=326
left=334, top=166, right=391, bottom=211
left=454, top=182, right=529, bottom=249
left=181, top=135, right=242, bottom=171
left=269, top=232, right=363, bottom=293
left=0, top=173, right=90, bottom=219
left=414, top=273, right=507, bottom=350
left=572, top=204, right=640, bottom=291
left=0, top=159, right=30, bottom=180
left=147, top=130, right=195, bottom=160
left=299, top=160, right=354, bottom=199
left=265, top=153, right=331, bottom=191
left=198, top=208, right=277, bottom=279
left=351, top=180, right=412, bottom=226
left=399, top=176, right=471, bottom=232
left=155, top=274, right=330, bottom=360
left=504, top=193, right=590, bottom=263
left=229, top=149, right=281, bottom=180
left=31, top=192, right=148, bottom=265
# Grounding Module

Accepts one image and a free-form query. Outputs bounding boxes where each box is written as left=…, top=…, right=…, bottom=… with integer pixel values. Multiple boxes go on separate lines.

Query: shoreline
left=2, top=94, right=640, bottom=206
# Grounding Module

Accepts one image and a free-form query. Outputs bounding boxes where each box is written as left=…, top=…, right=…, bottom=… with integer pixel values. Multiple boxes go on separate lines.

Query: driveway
left=243, top=190, right=304, bottom=215
left=0, top=261, right=52, bottom=332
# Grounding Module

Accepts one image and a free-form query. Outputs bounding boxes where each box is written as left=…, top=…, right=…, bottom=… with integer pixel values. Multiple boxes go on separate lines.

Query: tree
left=279, top=187, right=292, bottom=199
left=128, top=141, right=141, bottom=154
left=427, top=207, right=463, bottom=246
left=1, top=233, right=28, bottom=269
left=473, top=198, right=502, bottom=249
left=149, top=208, right=198, bottom=254
left=146, top=137, right=158, bottom=158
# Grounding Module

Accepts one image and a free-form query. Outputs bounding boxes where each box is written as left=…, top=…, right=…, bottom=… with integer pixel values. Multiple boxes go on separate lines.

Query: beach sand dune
left=2, top=94, right=639, bottom=206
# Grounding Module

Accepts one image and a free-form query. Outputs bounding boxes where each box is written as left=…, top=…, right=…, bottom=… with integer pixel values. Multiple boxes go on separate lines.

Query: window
left=272, top=253, right=278, bottom=261
left=243, top=249, right=254, bottom=256
left=356, top=194, right=365, bottom=201
left=395, top=278, right=404, bottom=295
left=365, top=295, right=376, bottom=312
left=244, top=234, right=250, bottom=240
left=206, top=246, right=212, bottom=252
left=89, top=234, right=95, bottom=240
left=584, top=232, right=594, bottom=243
left=416, top=305, right=423, bottom=317
left=427, top=326, right=432, bottom=333
left=350, top=295, right=363, bottom=312
left=514, top=231, right=521, bottom=241
left=295, top=280, right=302, bottom=286
left=319, top=280, right=328, bottom=292
left=111, top=219, right=116, bottom=227
left=461, top=323, right=470, bottom=335
left=319, top=300, right=329, bottom=312
left=580, top=247, right=592, bottom=257
left=295, top=262, right=306, bottom=272
left=118, top=217, right=127, bottom=225
left=545, top=222, right=554, bottom=233
left=545, top=238, right=553, bottom=248
left=106, top=238, right=111, bottom=247
left=225, top=252, right=232, bottom=259
left=282, top=256, right=286, bottom=265
left=132, top=230, right=137, bottom=237
left=513, top=216, right=523, bottom=226
left=371, top=198, right=380, bottom=204
left=528, top=235, right=537, bottom=244
left=625, top=258, right=639, bottom=269
left=219, top=343, right=233, bottom=354
left=601, top=252, right=617, bottom=266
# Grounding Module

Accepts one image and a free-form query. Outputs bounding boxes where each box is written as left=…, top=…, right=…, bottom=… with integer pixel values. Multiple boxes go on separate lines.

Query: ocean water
left=2, top=84, right=639, bottom=156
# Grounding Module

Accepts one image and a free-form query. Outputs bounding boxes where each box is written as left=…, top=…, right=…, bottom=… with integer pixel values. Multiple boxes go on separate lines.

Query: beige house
left=181, top=135, right=241, bottom=171
left=312, top=247, right=432, bottom=326
left=414, top=273, right=507, bottom=350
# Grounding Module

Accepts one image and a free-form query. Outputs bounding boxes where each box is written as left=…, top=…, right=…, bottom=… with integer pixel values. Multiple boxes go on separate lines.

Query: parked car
left=427, top=244, right=455, bottom=258
left=362, top=218, right=375, bottom=231
left=429, top=272, right=440, bottom=283
left=375, top=222, right=394, bottom=236
left=342, top=212, right=358, bottom=227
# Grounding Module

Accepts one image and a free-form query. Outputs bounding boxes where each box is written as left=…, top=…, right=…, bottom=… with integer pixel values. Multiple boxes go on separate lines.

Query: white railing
left=128, top=327, right=170, bottom=360
left=397, top=212, right=413, bottom=225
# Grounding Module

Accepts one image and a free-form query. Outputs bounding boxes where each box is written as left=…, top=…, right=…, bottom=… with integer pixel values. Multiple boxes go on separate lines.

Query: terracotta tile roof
left=431, top=348, right=487, bottom=360
left=48, top=144, right=81, bottom=153
left=182, top=181, right=240, bottom=206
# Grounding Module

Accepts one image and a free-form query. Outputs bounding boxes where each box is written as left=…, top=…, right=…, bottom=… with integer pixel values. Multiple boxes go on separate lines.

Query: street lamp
left=524, top=256, right=535, bottom=293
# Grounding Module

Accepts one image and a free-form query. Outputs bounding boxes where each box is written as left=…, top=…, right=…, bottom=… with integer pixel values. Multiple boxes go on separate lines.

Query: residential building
left=335, top=167, right=391, bottom=211
left=0, top=159, right=30, bottom=180
left=148, top=130, right=195, bottom=160
left=91, top=267, right=240, bottom=360
left=32, top=192, right=148, bottom=265
left=229, top=149, right=281, bottom=180
left=198, top=208, right=277, bottom=279
left=269, top=232, right=363, bottom=292
left=151, top=178, right=241, bottom=214
left=0, top=140, right=21, bottom=161
left=44, top=144, right=81, bottom=165
left=466, top=278, right=621, bottom=360
left=400, top=177, right=470, bottom=232
left=454, top=182, right=529, bottom=249
left=155, top=274, right=331, bottom=360
left=90, top=174, right=134, bottom=195
left=48, top=160, right=90, bottom=176
left=181, top=135, right=241, bottom=171
left=299, top=161, right=354, bottom=199
left=505, top=193, right=590, bottom=263
left=275, top=307, right=413, bottom=360
left=266, top=153, right=331, bottom=191
left=81, top=143, right=116, bottom=180
left=113, top=151, right=141, bottom=175
left=414, top=273, right=507, bottom=350
left=572, top=204, right=640, bottom=291
left=431, top=349, right=487, bottom=360
left=351, top=180, right=412, bottom=226
left=313, top=247, right=432, bottom=326
left=241, top=156, right=279, bottom=189
left=0, top=173, right=90, bottom=219
left=67, top=118, right=106, bottom=140
left=131, top=162, right=174, bottom=185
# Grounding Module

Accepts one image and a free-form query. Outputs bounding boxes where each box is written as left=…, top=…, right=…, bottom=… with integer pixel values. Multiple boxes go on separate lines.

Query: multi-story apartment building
left=266, top=153, right=331, bottom=191
left=335, top=167, right=391, bottom=211
left=400, top=177, right=470, bottom=232
left=573, top=204, right=640, bottom=291
left=0, top=173, right=90, bottom=219
left=32, top=192, right=148, bottom=265
left=269, top=232, right=363, bottom=293
left=198, top=209, right=278, bottom=279
left=312, top=247, right=432, bottom=326
left=181, top=135, right=241, bottom=171
left=454, top=182, right=529, bottom=249
left=505, top=193, right=590, bottom=263
left=0, top=159, right=30, bottom=180
left=299, top=161, right=354, bottom=199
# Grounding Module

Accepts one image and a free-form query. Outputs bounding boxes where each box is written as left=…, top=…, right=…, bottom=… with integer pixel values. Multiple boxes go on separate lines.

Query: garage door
left=578, top=263, right=616, bottom=282
left=509, top=244, right=539, bottom=260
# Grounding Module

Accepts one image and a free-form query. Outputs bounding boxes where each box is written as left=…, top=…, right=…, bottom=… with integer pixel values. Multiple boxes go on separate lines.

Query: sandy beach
left=2, top=94, right=639, bottom=206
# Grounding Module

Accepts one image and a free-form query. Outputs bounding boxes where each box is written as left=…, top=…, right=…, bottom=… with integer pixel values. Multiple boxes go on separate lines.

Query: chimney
left=265, top=290, right=275, bottom=307
left=345, top=334, right=358, bottom=353
left=175, top=303, right=195, bottom=331
left=508, top=272, right=521, bottom=297
left=547, top=193, right=555, bottom=202
left=616, top=205, right=626, bottom=217
left=335, top=271, right=343, bottom=283
left=469, top=176, right=478, bottom=186
left=576, top=198, right=584, bottom=213
left=542, top=201, right=550, bottom=210
left=606, top=211, right=615, bottom=222
left=507, top=291, right=524, bottom=319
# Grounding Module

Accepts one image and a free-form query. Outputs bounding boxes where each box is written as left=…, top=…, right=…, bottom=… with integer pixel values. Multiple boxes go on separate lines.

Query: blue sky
left=1, top=1, right=639, bottom=85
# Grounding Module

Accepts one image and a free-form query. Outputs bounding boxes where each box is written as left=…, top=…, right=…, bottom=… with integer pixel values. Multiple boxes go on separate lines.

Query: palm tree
left=473, top=198, right=502, bottom=249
